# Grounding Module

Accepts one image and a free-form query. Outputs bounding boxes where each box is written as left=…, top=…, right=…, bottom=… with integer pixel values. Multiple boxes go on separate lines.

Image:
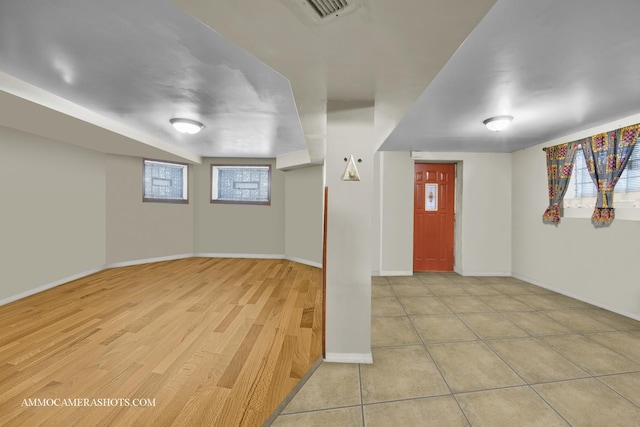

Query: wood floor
left=0, top=258, right=323, bottom=426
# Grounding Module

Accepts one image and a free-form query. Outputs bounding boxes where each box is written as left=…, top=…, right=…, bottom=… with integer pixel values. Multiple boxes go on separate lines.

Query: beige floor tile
left=425, top=284, right=469, bottom=296
left=440, top=296, right=495, bottom=313
left=587, top=331, right=640, bottom=363
left=372, top=284, right=395, bottom=298
left=360, top=346, right=449, bottom=403
left=371, top=316, right=421, bottom=347
left=456, top=386, right=569, bottom=427
left=512, top=295, right=568, bottom=310
left=459, top=284, right=504, bottom=296
left=488, top=283, right=528, bottom=295
left=598, top=372, right=640, bottom=406
left=541, top=335, right=640, bottom=375
left=487, top=338, right=588, bottom=383
left=281, top=363, right=361, bottom=413
left=387, top=276, right=422, bottom=285
left=400, top=296, right=451, bottom=315
left=364, top=396, right=468, bottom=427
left=459, top=313, right=530, bottom=339
left=546, top=294, right=596, bottom=309
left=503, top=311, right=572, bottom=336
left=479, top=295, right=534, bottom=311
left=371, top=297, right=405, bottom=317
left=416, top=275, right=455, bottom=285
left=372, top=277, right=389, bottom=286
left=534, top=378, right=640, bottom=427
left=586, top=309, right=640, bottom=331
left=273, top=406, right=363, bottom=427
left=428, top=341, right=524, bottom=392
left=448, top=276, right=483, bottom=285
left=391, top=284, right=433, bottom=297
left=511, top=283, right=554, bottom=295
left=543, top=310, right=617, bottom=333
left=411, top=315, right=478, bottom=343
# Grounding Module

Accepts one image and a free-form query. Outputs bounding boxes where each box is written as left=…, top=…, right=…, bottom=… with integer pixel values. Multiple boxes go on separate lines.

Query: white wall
left=0, top=127, right=106, bottom=303
left=324, top=101, right=374, bottom=363
left=194, top=158, right=286, bottom=256
left=373, top=151, right=414, bottom=275
left=105, top=154, right=194, bottom=265
left=377, top=151, right=512, bottom=276
left=512, top=113, right=640, bottom=318
left=284, top=165, right=323, bottom=266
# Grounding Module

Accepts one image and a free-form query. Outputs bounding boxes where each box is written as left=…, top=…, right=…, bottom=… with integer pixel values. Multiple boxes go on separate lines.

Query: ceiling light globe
left=170, top=118, right=204, bottom=134
left=483, top=116, right=513, bottom=132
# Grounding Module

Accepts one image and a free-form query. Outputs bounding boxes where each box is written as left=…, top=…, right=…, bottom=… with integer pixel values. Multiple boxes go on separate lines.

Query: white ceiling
left=1, top=0, right=640, bottom=164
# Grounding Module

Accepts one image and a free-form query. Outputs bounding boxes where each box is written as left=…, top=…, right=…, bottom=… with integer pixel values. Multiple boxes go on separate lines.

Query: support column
left=324, top=101, right=374, bottom=363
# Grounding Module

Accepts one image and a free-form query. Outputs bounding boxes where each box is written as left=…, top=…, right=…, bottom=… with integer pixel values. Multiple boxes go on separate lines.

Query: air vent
left=281, top=0, right=361, bottom=25
left=306, top=0, right=350, bottom=18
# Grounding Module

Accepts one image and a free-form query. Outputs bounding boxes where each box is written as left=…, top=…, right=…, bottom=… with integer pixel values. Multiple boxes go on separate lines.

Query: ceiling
left=1, top=0, right=640, bottom=166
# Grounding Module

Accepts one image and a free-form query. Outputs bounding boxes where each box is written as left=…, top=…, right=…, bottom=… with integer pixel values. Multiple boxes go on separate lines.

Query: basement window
left=211, top=165, right=271, bottom=205
left=143, top=159, right=188, bottom=203
left=563, top=148, right=640, bottom=220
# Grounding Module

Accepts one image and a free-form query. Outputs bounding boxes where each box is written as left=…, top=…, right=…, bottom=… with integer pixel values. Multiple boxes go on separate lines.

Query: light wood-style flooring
left=0, top=258, right=323, bottom=426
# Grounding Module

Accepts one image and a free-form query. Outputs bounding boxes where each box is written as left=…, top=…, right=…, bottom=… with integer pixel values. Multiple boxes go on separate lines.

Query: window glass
left=143, top=159, right=188, bottom=203
left=211, top=165, right=271, bottom=205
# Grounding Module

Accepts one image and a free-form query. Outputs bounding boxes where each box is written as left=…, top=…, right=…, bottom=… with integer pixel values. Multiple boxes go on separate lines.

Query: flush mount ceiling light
left=170, top=118, right=204, bottom=135
left=483, top=115, right=513, bottom=132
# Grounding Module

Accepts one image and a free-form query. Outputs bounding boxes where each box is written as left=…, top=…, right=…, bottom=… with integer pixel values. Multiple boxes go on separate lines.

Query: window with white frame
left=143, top=159, right=188, bottom=203
left=563, top=147, right=640, bottom=218
left=211, top=164, right=271, bottom=205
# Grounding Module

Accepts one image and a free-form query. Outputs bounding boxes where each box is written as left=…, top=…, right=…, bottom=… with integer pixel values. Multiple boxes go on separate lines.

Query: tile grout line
left=388, top=276, right=474, bottom=426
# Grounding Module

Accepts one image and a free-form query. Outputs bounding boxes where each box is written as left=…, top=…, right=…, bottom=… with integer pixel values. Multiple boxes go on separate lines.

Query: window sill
left=563, top=207, right=640, bottom=221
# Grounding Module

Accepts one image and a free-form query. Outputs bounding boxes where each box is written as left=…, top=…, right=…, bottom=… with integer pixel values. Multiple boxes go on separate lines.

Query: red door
left=413, top=163, right=455, bottom=272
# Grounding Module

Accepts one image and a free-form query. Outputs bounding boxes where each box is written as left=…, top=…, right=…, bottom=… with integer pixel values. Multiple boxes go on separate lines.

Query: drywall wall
left=284, top=165, right=323, bottom=266
left=372, top=151, right=414, bottom=275
left=385, top=151, right=512, bottom=276
left=324, top=101, right=373, bottom=362
left=194, top=158, right=286, bottom=256
left=0, top=126, right=106, bottom=302
left=105, top=154, right=194, bottom=265
left=512, top=114, right=640, bottom=318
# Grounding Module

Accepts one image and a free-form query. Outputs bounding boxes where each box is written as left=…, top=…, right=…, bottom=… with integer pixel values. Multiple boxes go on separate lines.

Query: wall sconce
left=342, top=155, right=361, bottom=181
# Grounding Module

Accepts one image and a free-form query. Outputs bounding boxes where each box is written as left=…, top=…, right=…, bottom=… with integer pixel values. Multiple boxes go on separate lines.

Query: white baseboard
left=0, top=267, right=104, bottom=307
left=324, top=352, right=373, bottom=364
left=512, top=273, right=640, bottom=322
left=1, top=254, right=322, bottom=306
left=285, top=256, right=322, bottom=269
left=194, top=252, right=286, bottom=260
left=106, top=253, right=194, bottom=269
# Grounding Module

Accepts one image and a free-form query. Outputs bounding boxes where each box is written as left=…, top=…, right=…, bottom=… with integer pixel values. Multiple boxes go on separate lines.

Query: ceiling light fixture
left=170, top=118, right=204, bottom=134
left=483, top=115, right=513, bottom=132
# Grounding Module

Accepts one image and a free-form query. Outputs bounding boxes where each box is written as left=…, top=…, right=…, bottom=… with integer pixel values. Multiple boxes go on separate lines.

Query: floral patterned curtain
left=542, top=142, right=577, bottom=225
left=581, top=124, right=640, bottom=226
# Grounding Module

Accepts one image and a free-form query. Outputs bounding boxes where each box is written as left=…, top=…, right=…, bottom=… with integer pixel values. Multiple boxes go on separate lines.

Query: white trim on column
left=325, top=352, right=373, bottom=364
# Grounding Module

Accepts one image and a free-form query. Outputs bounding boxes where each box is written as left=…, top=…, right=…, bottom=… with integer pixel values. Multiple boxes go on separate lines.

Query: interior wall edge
left=513, top=273, right=640, bottom=322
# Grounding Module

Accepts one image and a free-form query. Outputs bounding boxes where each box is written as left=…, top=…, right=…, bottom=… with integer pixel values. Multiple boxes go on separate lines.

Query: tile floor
left=270, top=273, right=640, bottom=426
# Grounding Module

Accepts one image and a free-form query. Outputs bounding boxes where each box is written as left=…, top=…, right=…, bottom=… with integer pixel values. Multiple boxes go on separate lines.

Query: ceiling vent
left=281, top=0, right=362, bottom=25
